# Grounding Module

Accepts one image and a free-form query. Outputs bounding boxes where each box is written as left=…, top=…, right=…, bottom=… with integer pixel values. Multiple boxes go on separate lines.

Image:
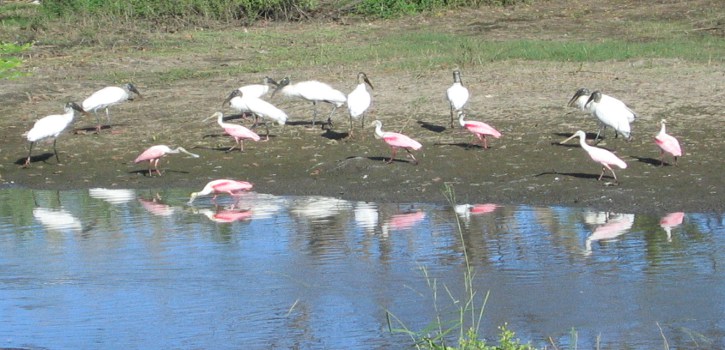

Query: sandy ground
left=0, top=0, right=723, bottom=214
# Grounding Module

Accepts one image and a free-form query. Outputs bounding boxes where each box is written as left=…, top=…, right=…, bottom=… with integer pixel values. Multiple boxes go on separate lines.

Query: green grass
left=0, top=42, right=31, bottom=79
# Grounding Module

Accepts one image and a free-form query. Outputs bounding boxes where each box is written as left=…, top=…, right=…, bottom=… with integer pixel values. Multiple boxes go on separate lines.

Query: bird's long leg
left=52, top=138, right=60, bottom=163
left=240, top=140, right=245, bottom=152
left=147, top=160, right=153, bottom=176
left=94, top=111, right=102, bottom=133
left=326, top=105, right=338, bottom=128
left=105, top=108, right=111, bottom=129
left=311, top=101, right=319, bottom=126
left=348, top=116, right=354, bottom=138
left=405, top=148, right=419, bottom=165
left=483, top=136, right=489, bottom=149
left=153, top=159, right=161, bottom=176
left=264, top=121, right=270, bottom=141
left=449, top=104, right=455, bottom=129
left=659, top=150, right=665, bottom=166
left=24, top=142, right=35, bottom=167
left=674, top=156, right=678, bottom=166
left=387, top=147, right=398, bottom=164
left=598, top=167, right=605, bottom=181
left=226, top=138, right=238, bottom=153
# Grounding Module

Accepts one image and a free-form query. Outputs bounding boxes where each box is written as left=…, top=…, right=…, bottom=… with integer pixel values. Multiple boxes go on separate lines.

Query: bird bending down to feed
left=82, top=83, right=142, bottom=133
left=371, top=120, right=422, bottom=165
left=458, top=111, right=501, bottom=149
left=582, top=90, right=635, bottom=142
left=568, top=88, right=636, bottom=123
left=205, top=112, right=260, bottom=152
left=560, top=130, right=627, bottom=183
left=272, top=77, right=347, bottom=128
left=347, top=72, right=374, bottom=137
left=23, top=102, right=86, bottom=167
left=654, top=119, right=682, bottom=166
left=237, top=76, right=278, bottom=99
left=134, top=145, right=199, bottom=176
left=446, top=70, right=469, bottom=129
left=188, top=179, right=253, bottom=205
left=223, top=90, right=287, bottom=140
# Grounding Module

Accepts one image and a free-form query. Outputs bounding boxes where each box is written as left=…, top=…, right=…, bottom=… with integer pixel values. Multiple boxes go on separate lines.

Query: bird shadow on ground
left=434, top=141, right=485, bottom=150
left=535, top=171, right=608, bottom=180
left=15, top=153, right=55, bottom=166
left=128, top=169, right=191, bottom=177
left=286, top=120, right=316, bottom=127
left=630, top=155, right=666, bottom=166
left=73, top=125, right=114, bottom=134
left=321, top=130, right=349, bottom=140
left=553, top=131, right=600, bottom=140
left=366, top=156, right=416, bottom=165
left=417, top=120, right=447, bottom=133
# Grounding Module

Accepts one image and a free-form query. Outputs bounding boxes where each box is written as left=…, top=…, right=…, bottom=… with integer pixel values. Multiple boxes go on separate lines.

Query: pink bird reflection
left=199, top=208, right=253, bottom=223
left=138, top=197, right=176, bottom=217
left=585, top=213, right=634, bottom=253
left=383, top=211, right=426, bottom=233
left=660, top=212, right=685, bottom=241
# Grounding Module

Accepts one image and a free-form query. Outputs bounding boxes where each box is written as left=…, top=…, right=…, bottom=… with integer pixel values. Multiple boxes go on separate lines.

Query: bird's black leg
left=52, top=139, right=60, bottom=163
left=24, top=142, right=35, bottom=167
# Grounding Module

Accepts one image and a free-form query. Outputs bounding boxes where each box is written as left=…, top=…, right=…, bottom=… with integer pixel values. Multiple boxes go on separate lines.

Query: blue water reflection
left=0, top=188, right=723, bottom=349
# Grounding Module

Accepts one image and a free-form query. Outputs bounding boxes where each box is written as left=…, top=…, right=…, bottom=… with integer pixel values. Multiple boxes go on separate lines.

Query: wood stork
left=223, top=89, right=288, bottom=140
left=237, top=76, right=278, bottom=99
left=371, top=120, right=422, bottom=165
left=134, top=145, right=199, bottom=176
left=188, top=179, right=253, bottom=205
left=446, top=70, right=469, bottom=129
left=205, top=112, right=260, bottom=152
left=584, top=91, right=634, bottom=141
left=82, top=83, right=142, bottom=132
left=569, top=88, right=636, bottom=141
left=458, top=111, right=501, bottom=149
left=346, top=72, right=374, bottom=137
left=654, top=119, right=682, bottom=166
left=273, top=77, right=347, bottom=128
left=560, top=130, right=627, bottom=183
left=23, top=102, right=86, bottom=167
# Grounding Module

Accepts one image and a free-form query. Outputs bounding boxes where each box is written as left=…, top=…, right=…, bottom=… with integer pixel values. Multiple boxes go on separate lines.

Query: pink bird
left=458, top=111, right=501, bottom=149
left=188, top=179, right=254, bottom=205
left=205, top=112, right=260, bottom=152
left=560, top=130, right=627, bottom=182
left=134, top=145, right=199, bottom=176
left=654, top=119, right=682, bottom=166
left=371, top=120, right=422, bottom=165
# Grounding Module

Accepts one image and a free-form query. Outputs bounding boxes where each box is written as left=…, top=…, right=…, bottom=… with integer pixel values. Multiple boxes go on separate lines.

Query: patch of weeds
left=0, top=42, right=31, bottom=79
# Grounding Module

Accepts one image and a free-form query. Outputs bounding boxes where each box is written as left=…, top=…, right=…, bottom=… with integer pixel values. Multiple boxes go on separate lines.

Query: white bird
left=273, top=77, right=347, bottom=128
left=237, top=76, right=277, bottom=99
left=569, top=88, right=636, bottom=141
left=223, top=89, right=288, bottom=140
left=446, top=70, right=469, bottom=129
left=346, top=72, right=374, bottom=137
left=82, top=83, right=142, bottom=132
left=23, top=102, right=86, bottom=167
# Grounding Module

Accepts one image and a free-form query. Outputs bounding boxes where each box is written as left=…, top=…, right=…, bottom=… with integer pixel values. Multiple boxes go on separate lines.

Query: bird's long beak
left=202, top=114, right=217, bottom=122
left=566, top=94, right=580, bottom=107
left=178, top=147, right=200, bottom=158
left=559, top=133, right=578, bottom=144
left=187, top=193, right=198, bottom=205
left=271, top=78, right=289, bottom=98
left=364, top=77, right=374, bottom=90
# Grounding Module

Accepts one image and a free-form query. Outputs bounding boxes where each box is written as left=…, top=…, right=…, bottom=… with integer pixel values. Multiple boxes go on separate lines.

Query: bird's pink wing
left=134, top=146, right=165, bottom=163
left=225, top=125, right=261, bottom=141
left=589, top=147, right=627, bottom=169
left=212, top=180, right=253, bottom=194
left=465, top=121, right=501, bottom=138
left=383, top=132, right=422, bottom=150
left=655, top=134, right=682, bottom=157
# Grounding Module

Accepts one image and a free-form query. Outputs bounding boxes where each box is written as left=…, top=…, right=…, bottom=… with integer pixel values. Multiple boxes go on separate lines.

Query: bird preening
left=23, top=102, right=87, bottom=167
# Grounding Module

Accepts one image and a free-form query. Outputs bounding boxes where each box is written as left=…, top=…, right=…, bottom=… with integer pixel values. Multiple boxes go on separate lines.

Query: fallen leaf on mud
left=310, top=169, right=321, bottom=176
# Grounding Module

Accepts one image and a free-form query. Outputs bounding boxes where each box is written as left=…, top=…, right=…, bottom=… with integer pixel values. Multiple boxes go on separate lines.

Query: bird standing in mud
left=569, top=89, right=635, bottom=142
left=560, top=130, right=627, bottom=183
left=272, top=76, right=347, bottom=128
left=205, top=112, right=260, bottom=152
left=346, top=72, right=374, bottom=137
left=223, top=89, right=287, bottom=140
left=371, top=120, right=422, bottom=165
left=188, top=179, right=253, bottom=205
left=446, top=70, right=469, bottom=129
left=654, top=119, right=682, bottom=166
left=82, top=83, right=142, bottom=133
left=134, top=145, right=199, bottom=176
left=23, top=102, right=87, bottom=167
left=458, top=111, right=501, bottom=149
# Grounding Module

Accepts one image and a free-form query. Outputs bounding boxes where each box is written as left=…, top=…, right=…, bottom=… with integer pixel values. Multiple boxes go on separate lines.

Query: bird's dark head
left=125, top=83, right=143, bottom=99
left=567, top=87, right=591, bottom=107
left=263, top=76, right=278, bottom=87
left=271, top=77, right=290, bottom=97
left=66, top=102, right=88, bottom=116
left=585, top=90, right=603, bottom=106
left=222, top=89, right=243, bottom=107
left=358, top=72, right=374, bottom=90
left=452, top=70, right=462, bottom=83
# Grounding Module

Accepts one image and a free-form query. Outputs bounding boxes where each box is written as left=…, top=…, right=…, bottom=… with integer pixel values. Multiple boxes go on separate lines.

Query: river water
left=0, top=188, right=722, bottom=349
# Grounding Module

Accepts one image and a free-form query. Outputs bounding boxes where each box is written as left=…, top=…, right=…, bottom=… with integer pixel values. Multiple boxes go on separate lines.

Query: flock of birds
left=21, top=70, right=684, bottom=205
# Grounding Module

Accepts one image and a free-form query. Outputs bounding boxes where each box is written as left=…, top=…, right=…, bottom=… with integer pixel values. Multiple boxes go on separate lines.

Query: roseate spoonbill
left=654, top=119, right=682, bottom=166
left=346, top=72, right=374, bottom=137
left=237, top=76, right=277, bottom=99
left=446, top=70, right=469, bottom=128
left=23, top=102, right=86, bottom=167
left=584, top=90, right=634, bottom=141
left=560, top=130, right=627, bottom=182
left=134, top=145, right=199, bottom=176
left=82, top=83, right=142, bottom=132
left=458, top=111, right=501, bottom=149
left=273, top=77, right=347, bottom=127
left=223, top=90, right=287, bottom=140
left=188, top=179, right=254, bottom=205
left=205, top=112, right=261, bottom=152
left=371, top=120, right=422, bottom=165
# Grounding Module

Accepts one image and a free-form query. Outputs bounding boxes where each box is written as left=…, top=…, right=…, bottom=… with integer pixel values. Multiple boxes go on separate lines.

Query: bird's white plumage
left=227, top=91, right=288, bottom=125
left=82, top=86, right=130, bottom=112
left=237, top=77, right=276, bottom=99
left=586, top=91, right=632, bottom=140
left=446, top=70, right=469, bottom=128
left=279, top=80, right=347, bottom=106
left=348, top=80, right=372, bottom=119
left=26, top=104, right=78, bottom=142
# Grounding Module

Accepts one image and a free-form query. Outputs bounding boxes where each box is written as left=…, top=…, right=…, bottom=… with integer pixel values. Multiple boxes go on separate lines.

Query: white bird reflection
left=289, top=196, right=352, bottom=222
left=232, top=193, right=287, bottom=220
left=89, top=188, right=136, bottom=204
left=454, top=203, right=498, bottom=226
left=33, top=207, right=83, bottom=233
left=585, top=212, right=635, bottom=253
left=660, top=212, right=685, bottom=242
left=354, top=202, right=379, bottom=234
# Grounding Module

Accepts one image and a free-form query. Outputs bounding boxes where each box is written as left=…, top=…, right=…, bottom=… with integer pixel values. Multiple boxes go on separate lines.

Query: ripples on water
left=0, top=188, right=723, bottom=349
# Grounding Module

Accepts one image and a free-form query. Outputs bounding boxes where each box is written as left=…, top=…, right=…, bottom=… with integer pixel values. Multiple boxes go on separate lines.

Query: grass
left=0, top=42, right=31, bottom=79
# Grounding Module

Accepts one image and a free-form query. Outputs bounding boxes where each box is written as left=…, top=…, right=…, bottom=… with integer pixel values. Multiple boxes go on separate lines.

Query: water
left=0, top=188, right=723, bottom=349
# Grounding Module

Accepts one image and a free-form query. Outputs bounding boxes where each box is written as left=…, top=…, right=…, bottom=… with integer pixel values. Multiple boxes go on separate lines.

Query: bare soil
left=1, top=0, right=723, bottom=214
